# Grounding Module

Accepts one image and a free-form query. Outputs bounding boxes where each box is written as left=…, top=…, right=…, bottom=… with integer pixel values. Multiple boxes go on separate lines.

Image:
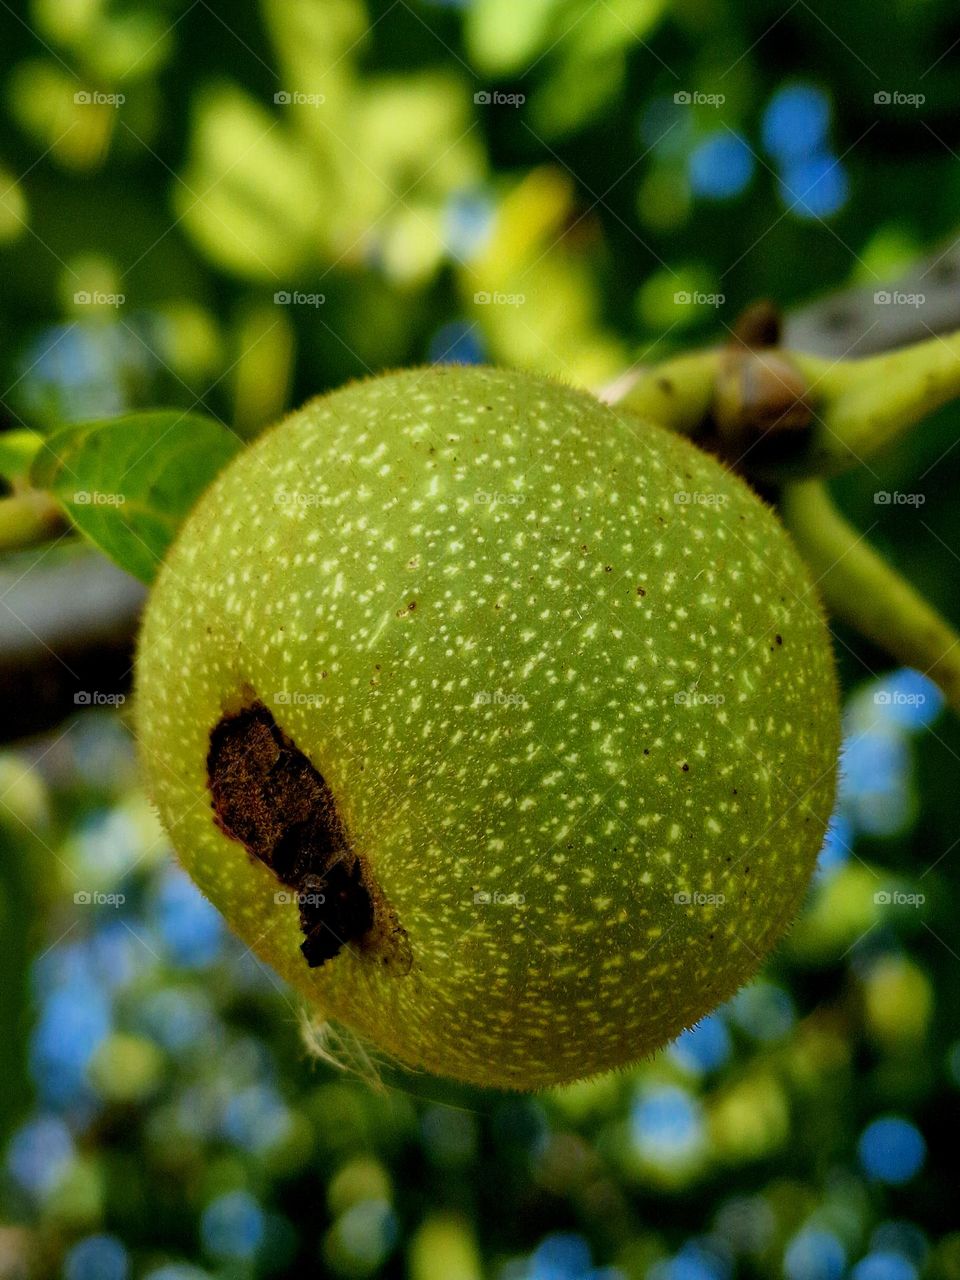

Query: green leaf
left=0, top=430, right=44, bottom=480
left=30, top=410, right=242, bottom=584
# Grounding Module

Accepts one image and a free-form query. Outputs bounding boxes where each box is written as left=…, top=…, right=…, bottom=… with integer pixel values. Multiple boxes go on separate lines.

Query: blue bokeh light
left=428, top=320, right=486, bottom=365
left=5, top=1114, right=74, bottom=1197
left=689, top=133, right=754, bottom=199
left=18, top=322, right=152, bottom=425
left=137, top=988, right=217, bottom=1053
left=670, top=1014, right=731, bottom=1074
left=852, top=1252, right=918, bottom=1280
left=780, top=153, right=849, bottom=219
left=64, top=1235, right=129, bottom=1280
left=652, top=1240, right=732, bottom=1280
left=839, top=730, right=910, bottom=837
left=221, top=1084, right=292, bottom=1154
left=30, top=979, right=111, bottom=1108
left=336, top=1199, right=398, bottom=1268
left=152, top=868, right=224, bottom=969
left=200, top=1190, right=265, bottom=1261
left=443, top=190, right=494, bottom=259
left=727, top=982, right=795, bottom=1042
left=817, top=813, right=854, bottom=878
left=859, top=1117, right=926, bottom=1184
left=871, top=670, right=944, bottom=731
left=784, top=1229, right=847, bottom=1280
left=530, top=1232, right=592, bottom=1280
left=630, top=1086, right=703, bottom=1161
left=74, top=806, right=139, bottom=877
left=762, top=84, right=831, bottom=162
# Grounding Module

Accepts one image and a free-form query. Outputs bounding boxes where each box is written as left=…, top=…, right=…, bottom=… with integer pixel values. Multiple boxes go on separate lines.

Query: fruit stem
left=615, top=329, right=960, bottom=482
left=614, top=350, right=721, bottom=437
left=780, top=478, right=960, bottom=711
left=790, top=328, right=960, bottom=476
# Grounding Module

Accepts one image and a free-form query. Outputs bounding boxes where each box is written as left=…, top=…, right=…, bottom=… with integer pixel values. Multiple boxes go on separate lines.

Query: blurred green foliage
left=4, top=1, right=960, bottom=1279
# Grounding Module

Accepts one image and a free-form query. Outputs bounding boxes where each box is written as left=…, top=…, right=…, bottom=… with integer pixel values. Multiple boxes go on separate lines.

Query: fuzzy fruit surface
left=136, top=365, right=839, bottom=1089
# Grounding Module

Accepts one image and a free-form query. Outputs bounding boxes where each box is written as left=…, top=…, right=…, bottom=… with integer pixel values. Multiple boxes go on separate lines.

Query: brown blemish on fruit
left=207, top=702, right=410, bottom=973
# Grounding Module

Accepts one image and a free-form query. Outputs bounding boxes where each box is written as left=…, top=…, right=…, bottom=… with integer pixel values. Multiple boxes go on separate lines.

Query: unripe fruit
left=136, top=365, right=839, bottom=1090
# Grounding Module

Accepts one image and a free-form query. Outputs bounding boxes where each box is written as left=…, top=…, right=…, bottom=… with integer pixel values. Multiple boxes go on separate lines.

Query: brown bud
left=713, top=349, right=813, bottom=465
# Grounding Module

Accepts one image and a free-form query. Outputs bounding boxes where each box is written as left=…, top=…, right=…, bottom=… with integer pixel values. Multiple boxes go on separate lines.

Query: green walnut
left=135, top=365, right=839, bottom=1089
